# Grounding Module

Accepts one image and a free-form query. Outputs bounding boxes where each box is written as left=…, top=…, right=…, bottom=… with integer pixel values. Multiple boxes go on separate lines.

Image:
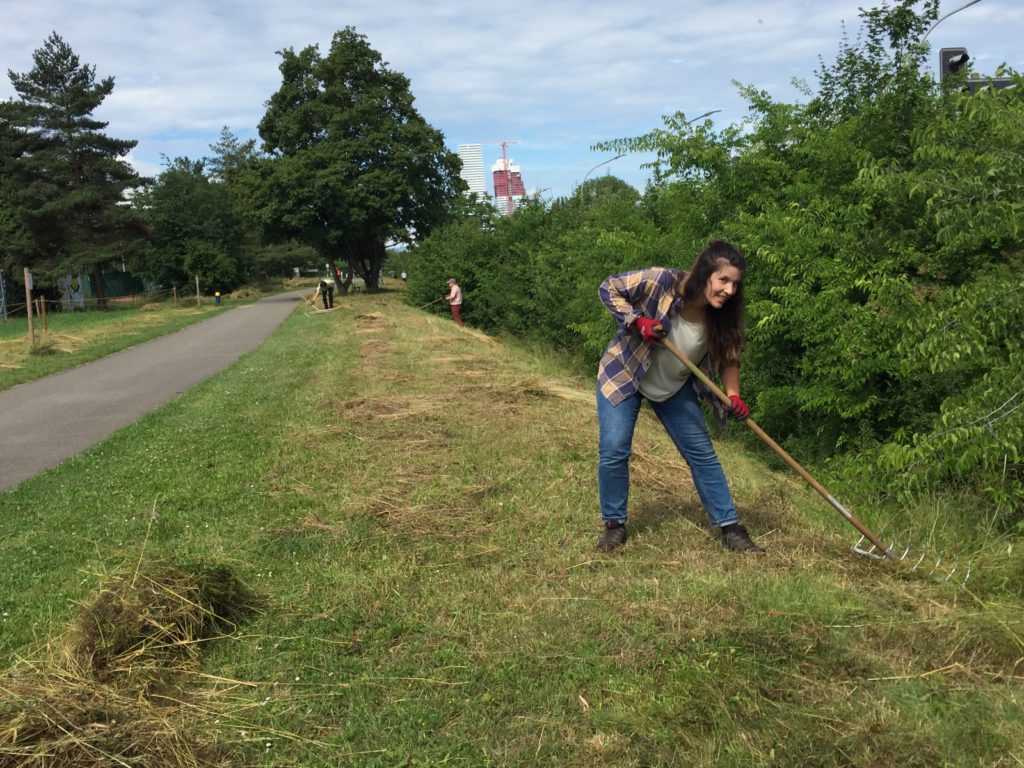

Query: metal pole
left=24, top=267, right=34, bottom=345
left=0, top=269, right=7, bottom=320
left=922, top=0, right=983, bottom=42
left=581, top=154, right=625, bottom=189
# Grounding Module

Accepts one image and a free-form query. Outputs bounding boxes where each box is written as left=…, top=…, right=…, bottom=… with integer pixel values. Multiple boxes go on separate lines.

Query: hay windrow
left=333, top=394, right=441, bottom=422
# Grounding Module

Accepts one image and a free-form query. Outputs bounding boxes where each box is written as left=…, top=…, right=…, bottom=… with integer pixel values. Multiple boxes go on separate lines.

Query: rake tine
left=851, top=535, right=896, bottom=561
left=850, top=537, right=974, bottom=585
left=851, top=535, right=878, bottom=557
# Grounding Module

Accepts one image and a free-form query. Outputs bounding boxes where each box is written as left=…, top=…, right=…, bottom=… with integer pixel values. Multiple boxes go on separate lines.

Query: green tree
left=132, top=157, right=249, bottom=292
left=205, top=126, right=258, bottom=184
left=0, top=100, right=34, bottom=275
left=252, top=27, right=465, bottom=293
left=4, top=32, right=146, bottom=305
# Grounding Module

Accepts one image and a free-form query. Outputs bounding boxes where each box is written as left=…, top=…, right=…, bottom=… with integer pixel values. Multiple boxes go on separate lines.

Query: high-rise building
left=492, top=157, right=526, bottom=215
left=456, top=143, right=486, bottom=201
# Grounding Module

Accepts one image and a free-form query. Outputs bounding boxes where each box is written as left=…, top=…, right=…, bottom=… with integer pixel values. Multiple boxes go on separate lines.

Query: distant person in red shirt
left=445, top=278, right=463, bottom=327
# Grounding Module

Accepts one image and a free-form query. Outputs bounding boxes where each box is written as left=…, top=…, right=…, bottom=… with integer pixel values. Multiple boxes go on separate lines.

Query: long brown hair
left=679, top=240, right=746, bottom=368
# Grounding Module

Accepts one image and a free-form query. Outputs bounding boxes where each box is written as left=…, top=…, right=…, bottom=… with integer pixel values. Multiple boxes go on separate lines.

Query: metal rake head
left=852, top=535, right=972, bottom=584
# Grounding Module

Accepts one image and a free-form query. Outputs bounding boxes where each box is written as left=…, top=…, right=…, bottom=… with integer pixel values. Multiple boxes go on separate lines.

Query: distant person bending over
left=319, top=280, right=334, bottom=310
left=445, top=278, right=463, bottom=327
left=595, top=239, right=764, bottom=555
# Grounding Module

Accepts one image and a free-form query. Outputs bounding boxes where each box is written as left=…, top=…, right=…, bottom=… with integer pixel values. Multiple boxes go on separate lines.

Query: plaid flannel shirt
left=597, top=266, right=728, bottom=422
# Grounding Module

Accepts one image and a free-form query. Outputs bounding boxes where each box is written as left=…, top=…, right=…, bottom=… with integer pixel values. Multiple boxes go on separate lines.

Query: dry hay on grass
left=358, top=339, right=397, bottom=365
left=356, top=492, right=498, bottom=542
left=457, top=327, right=501, bottom=346
left=333, top=394, right=441, bottom=423
left=297, top=510, right=346, bottom=537
left=27, top=335, right=73, bottom=356
left=448, top=378, right=591, bottom=421
left=494, top=378, right=590, bottom=405
left=227, top=287, right=261, bottom=299
left=629, top=441, right=697, bottom=498
left=431, top=354, right=489, bottom=365
left=0, top=562, right=261, bottom=767
left=0, top=670, right=227, bottom=768
left=72, top=564, right=260, bottom=683
left=352, top=313, right=390, bottom=336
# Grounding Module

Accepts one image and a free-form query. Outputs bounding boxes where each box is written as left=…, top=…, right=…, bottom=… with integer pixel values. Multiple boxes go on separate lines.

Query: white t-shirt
left=637, top=316, right=707, bottom=402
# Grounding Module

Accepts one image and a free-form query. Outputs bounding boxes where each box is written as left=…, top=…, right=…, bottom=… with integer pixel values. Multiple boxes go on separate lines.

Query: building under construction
left=492, top=156, right=525, bottom=215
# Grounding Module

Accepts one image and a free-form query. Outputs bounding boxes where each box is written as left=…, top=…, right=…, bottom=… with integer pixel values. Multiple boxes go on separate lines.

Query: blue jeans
left=597, top=381, right=739, bottom=528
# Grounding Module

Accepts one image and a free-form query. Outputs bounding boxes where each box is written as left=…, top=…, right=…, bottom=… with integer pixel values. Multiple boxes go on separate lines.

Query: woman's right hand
left=635, top=317, right=665, bottom=341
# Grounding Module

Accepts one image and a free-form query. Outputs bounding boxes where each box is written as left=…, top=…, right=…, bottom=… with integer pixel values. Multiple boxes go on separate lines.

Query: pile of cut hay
left=0, top=562, right=261, bottom=767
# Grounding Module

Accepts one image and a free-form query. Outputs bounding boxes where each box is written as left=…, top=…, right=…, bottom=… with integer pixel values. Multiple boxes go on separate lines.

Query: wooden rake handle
left=659, top=338, right=894, bottom=560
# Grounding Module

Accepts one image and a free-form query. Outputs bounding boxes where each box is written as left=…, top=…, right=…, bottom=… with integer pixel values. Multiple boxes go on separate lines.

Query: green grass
left=1, top=292, right=1023, bottom=766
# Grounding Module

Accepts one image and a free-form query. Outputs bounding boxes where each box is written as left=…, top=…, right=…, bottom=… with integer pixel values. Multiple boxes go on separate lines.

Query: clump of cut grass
left=0, top=562, right=262, bottom=767
left=72, top=562, right=262, bottom=683
left=27, top=336, right=62, bottom=356
left=0, top=666, right=230, bottom=768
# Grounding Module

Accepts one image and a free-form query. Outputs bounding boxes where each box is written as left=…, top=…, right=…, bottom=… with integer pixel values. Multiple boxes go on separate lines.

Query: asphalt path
left=0, top=291, right=302, bottom=493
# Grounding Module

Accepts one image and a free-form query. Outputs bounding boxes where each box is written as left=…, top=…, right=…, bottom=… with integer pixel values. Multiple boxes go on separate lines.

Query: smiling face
left=700, top=264, right=743, bottom=309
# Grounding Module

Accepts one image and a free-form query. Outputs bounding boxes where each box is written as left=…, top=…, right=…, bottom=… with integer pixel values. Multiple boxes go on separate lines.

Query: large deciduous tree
left=253, top=27, right=465, bottom=293
left=4, top=32, right=146, bottom=305
left=132, top=157, right=250, bottom=292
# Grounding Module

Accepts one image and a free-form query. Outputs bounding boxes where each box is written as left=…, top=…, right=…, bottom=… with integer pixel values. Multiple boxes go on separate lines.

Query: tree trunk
left=327, top=258, right=352, bottom=296
left=348, top=239, right=386, bottom=293
left=90, top=265, right=109, bottom=310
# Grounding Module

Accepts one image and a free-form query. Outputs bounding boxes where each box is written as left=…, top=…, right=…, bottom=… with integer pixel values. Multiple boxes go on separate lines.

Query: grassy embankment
left=1, top=289, right=1022, bottom=766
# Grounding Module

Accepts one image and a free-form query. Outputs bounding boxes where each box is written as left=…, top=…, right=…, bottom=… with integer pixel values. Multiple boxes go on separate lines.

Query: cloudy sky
left=3, top=0, right=1021, bottom=200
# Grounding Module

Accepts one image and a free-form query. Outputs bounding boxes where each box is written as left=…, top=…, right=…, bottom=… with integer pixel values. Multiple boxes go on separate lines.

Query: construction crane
left=482, top=140, right=518, bottom=215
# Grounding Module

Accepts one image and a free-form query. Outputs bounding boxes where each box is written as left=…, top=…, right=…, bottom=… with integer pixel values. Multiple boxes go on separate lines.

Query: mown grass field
left=1, top=290, right=1023, bottom=766
left=0, top=281, right=302, bottom=392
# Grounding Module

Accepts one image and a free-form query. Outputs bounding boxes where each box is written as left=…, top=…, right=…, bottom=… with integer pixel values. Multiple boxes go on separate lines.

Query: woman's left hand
left=728, top=395, right=750, bottom=420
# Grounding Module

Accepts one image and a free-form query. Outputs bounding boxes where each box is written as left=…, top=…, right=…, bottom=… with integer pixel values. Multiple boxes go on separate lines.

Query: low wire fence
left=1, top=288, right=181, bottom=320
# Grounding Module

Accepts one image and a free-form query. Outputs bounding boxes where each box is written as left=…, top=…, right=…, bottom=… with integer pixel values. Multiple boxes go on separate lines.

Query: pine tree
left=6, top=31, right=146, bottom=305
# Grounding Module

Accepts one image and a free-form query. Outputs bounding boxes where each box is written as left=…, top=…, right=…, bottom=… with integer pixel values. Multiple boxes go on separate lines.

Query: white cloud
left=3, top=0, right=1022, bottom=198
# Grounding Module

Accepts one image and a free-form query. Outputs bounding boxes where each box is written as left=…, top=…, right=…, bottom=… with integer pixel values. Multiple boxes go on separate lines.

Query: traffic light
left=938, top=47, right=1016, bottom=92
left=939, top=47, right=970, bottom=79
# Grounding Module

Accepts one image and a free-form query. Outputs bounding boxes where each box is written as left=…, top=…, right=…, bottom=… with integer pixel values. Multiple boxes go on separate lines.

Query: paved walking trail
left=0, top=292, right=301, bottom=492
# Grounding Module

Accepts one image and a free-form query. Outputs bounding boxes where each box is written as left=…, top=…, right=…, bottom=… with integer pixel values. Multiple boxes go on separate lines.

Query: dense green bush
left=410, top=1, right=1024, bottom=527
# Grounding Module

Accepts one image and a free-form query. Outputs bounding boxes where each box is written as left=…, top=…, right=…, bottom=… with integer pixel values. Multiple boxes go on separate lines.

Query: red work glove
left=728, top=394, right=750, bottom=420
left=634, top=317, right=665, bottom=342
